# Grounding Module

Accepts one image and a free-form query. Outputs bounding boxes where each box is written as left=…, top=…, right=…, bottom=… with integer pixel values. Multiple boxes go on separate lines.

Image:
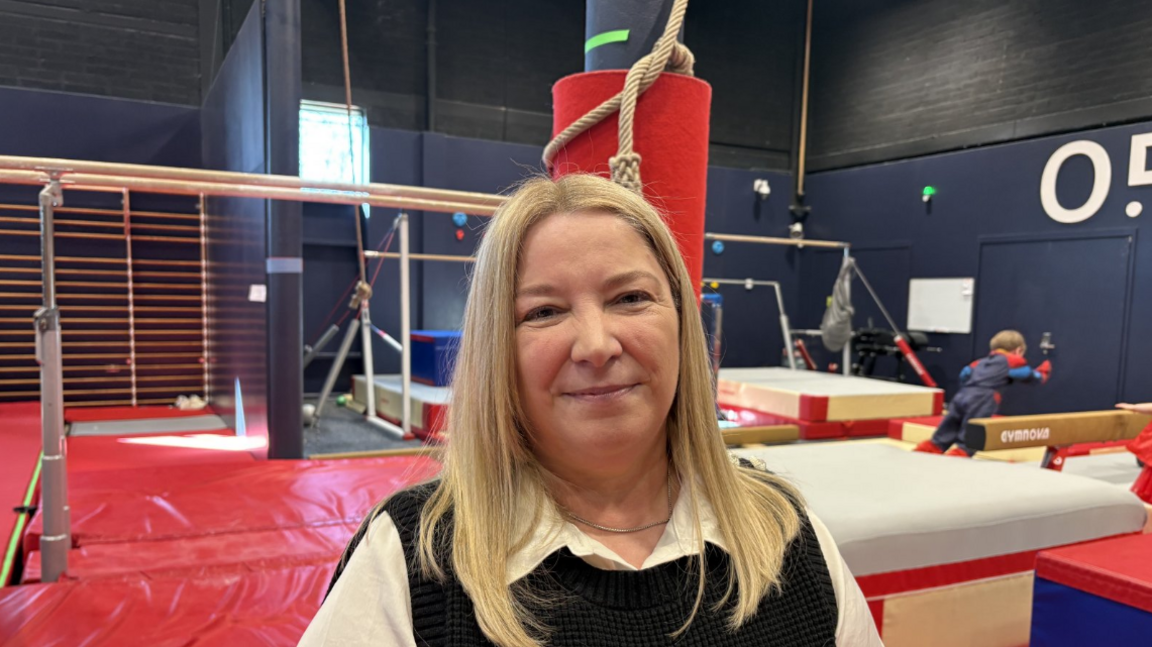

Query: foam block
left=352, top=374, right=450, bottom=439
left=718, top=368, right=942, bottom=422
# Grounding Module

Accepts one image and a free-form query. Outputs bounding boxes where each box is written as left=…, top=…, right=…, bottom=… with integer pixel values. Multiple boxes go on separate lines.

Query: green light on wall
left=922, top=186, right=936, bottom=203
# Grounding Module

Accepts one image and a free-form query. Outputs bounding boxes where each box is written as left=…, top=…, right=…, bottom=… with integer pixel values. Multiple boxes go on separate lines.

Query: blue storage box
left=410, top=330, right=461, bottom=387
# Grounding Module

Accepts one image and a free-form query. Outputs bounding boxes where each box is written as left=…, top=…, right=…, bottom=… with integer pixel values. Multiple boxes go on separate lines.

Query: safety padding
left=718, top=367, right=941, bottom=422
left=0, top=560, right=332, bottom=645
left=0, top=402, right=41, bottom=587
left=720, top=402, right=889, bottom=440
left=551, top=71, right=710, bottom=298
left=887, top=416, right=942, bottom=442
left=22, top=522, right=359, bottom=584
left=1031, top=579, right=1152, bottom=647
left=967, top=410, right=1152, bottom=451
left=66, top=432, right=256, bottom=474
left=1035, top=533, right=1152, bottom=615
left=24, top=456, right=441, bottom=554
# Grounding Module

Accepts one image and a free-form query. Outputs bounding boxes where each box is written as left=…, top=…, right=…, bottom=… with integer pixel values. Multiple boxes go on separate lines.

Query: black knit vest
left=329, top=483, right=838, bottom=646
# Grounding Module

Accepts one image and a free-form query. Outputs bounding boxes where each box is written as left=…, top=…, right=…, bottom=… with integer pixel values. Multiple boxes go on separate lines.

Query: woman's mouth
left=563, top=384, right=638, bottom=401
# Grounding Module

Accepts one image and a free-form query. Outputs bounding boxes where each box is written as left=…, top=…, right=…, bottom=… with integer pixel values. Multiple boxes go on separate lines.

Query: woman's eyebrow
left=515, top=283, right=556, bottom=299
left=603, top=270, right=660, bottom=291
left=515, top=270, right=659, bottom=299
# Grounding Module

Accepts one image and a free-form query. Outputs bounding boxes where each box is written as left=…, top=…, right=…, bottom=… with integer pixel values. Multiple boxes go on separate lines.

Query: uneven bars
left=365, top=251, right=475, bottom=263
left=705, top=232, right=848, bottom=249
left=702, top=278, right=797, bottom=370
left=0, top=169, right=498, bottom=216
left=0, top=155, right=504, bottom=209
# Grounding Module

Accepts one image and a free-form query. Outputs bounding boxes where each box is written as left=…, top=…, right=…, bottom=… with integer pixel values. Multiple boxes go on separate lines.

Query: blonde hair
left=990, top=329, right=1026, bottom=353
left=416, top=174, right=802, bottom=646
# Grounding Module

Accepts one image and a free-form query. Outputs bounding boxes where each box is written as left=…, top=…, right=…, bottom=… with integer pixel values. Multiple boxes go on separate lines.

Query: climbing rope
left=542, top=0, right=695, bottom=193
left=337, top=0, right=371, bottom=309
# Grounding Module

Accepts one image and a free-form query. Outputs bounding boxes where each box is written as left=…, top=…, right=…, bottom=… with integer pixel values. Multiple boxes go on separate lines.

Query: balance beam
left=967, top=410, right=1151, bottom=452
left=721, top=425, right=800, bottom=446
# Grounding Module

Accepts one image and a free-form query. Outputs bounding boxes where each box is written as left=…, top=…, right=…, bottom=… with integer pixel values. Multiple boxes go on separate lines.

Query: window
left=299, top=100, right=370, bottom=212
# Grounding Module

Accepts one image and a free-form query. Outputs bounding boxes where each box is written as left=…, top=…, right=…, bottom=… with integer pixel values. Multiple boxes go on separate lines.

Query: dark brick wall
left=687, top=0, right=804, bottom=170
left=301, top=0, right=584, bottom=143
left=809, top=0, right=1152, bottom=169
left=302, top=0, right=805, bottom=169
left=0, top=0, right=200, bottom=105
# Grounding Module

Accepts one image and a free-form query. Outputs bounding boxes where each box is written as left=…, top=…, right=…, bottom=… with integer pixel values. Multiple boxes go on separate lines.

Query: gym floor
left=303, top=396, right=424, bottom=457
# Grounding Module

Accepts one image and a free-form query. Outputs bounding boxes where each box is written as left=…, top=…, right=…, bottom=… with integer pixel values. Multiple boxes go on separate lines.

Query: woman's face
left=514, top=211, right=680, bottom=472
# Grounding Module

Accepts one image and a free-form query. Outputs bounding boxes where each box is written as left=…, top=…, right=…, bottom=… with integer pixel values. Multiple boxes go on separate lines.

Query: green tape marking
left=1, top=453, right=42, bottom=586
left=585, top=29, right=630, bottom=54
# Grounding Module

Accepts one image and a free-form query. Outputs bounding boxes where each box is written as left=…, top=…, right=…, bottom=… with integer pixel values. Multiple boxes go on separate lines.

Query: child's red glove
left=1037, top=360, right=1052, bottom=384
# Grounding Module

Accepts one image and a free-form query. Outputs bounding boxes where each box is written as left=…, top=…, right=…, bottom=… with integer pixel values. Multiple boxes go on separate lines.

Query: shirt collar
left=505, top=479, right=727, bottom=584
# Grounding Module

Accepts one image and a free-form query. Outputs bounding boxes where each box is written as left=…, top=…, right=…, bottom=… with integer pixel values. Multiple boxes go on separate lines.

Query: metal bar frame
left=1, top=154, right=508, bottom=583
left=703, top=278, right=796, bottom=370
left=706, top=233, right=852, bottom=375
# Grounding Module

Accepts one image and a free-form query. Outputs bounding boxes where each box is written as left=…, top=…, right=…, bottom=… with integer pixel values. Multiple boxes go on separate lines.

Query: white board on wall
left=907, top=278, right=975, bottom=334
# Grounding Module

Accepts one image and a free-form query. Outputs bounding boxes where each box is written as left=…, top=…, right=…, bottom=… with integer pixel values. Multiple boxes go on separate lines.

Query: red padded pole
left=552, top=71, right=711, bottom=299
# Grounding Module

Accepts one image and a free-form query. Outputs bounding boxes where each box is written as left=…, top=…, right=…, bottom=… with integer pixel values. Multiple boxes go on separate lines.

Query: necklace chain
left=565, top=479, right=674, bottom=534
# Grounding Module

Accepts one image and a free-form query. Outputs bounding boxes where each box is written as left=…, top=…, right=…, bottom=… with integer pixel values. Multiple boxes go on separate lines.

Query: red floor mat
left=0, top=402, right=41, bottom=586
left=66, top=431, right=257, bottom=474
left=65, top=405, right=215, bottom=423
left=22, top=522, right=358, bottom=583
left=0, top=561, right=331, bottom=646
left=24, top=456, right=441, bottom=553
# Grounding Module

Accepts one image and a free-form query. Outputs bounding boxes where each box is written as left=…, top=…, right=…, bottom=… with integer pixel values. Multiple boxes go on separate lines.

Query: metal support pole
left=303, top=324, right=340, bottom=370
left=35, top=181, right=69, bottom=582
left=399, top=213, right=412, bottom=437
left=769, top=282, right=797, bottom=371
left=360, top=304, right=380, bottom=420
left=311, top=317, right=361, bottom=425
left=843, top=247, right=852, bottom=376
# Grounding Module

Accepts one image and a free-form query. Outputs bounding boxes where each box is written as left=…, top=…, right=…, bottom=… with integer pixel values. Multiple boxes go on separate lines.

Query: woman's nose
left=570, top=309, right=623, bottom=367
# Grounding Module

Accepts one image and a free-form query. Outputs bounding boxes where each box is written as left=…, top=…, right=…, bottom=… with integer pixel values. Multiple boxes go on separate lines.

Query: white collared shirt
left=301, top=483, right=883, bottom=646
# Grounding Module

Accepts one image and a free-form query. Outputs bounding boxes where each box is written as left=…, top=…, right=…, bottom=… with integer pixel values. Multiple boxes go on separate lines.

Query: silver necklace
left=565, top=479, right=674, bottom=534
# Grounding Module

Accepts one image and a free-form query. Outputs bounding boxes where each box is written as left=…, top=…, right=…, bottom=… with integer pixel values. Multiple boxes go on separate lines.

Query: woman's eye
left=617, top=291, right=652, bottom=305
left=524, top=307, right=557, bottom=322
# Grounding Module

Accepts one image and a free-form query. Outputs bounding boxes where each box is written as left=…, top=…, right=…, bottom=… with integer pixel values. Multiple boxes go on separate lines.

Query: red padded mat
left=24, top=456, right=441, bottom=553
left=22, top=522, right=357, bottom=583
left=1037, top=533, right=1152, bottom=614
left=0, top=561, right=330, bottom=646
left=66, top=432, right=257, bottom=474
left=0, top=402, right=40, bottom=586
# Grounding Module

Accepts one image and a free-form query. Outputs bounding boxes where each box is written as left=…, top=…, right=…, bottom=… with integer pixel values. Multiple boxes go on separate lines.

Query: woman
left=300, top=174, right=881, bottom=646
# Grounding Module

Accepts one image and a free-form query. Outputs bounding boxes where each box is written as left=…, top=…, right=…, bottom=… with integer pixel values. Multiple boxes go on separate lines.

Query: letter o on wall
left=1041, top=140, right=1112, bottom=224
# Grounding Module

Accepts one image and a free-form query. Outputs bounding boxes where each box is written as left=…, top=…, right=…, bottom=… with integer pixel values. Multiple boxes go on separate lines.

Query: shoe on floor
left=944, top=447, right=972, bottom=458
left=914, top=440, right=944, bottom=454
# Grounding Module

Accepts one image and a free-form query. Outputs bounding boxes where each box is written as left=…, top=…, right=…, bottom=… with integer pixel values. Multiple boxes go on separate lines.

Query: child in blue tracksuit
left=916, top=330, right=1050, bottom=457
